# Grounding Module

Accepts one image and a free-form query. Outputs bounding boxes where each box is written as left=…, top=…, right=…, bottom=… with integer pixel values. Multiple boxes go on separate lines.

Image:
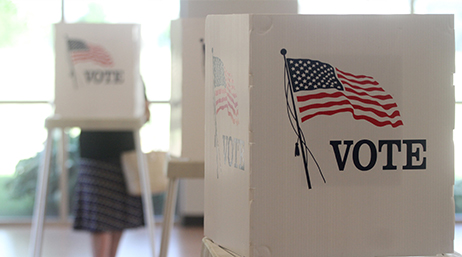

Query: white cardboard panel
left=171, top=1, right=299, bottom=158
left=205, top=14, right=251, bottom=256
left=54, top=23, right=143, bottom=119
left=171, top=2, right=298, bottom=218
left=205, top=14, right=455, bottom=257
left=170, top=18, right=207, bottom=161
left=169, top=19, right=207, bottom=217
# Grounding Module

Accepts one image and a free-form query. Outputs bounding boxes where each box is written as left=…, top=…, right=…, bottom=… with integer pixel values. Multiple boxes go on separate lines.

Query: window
left=0, top=0, right=179, bottom=221
left=0, top=0, right=61, bottom=219
left=298, top=0, right=411, bottom=14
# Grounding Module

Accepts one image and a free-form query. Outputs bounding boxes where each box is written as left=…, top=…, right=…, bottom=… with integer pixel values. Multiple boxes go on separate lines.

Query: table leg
left=29, top=128, right=54, bottom=257
left=134, top=130, right=156, bottom=257
left=58, top=129, right=69, bottom=223
left=159, top=177, right=179, bottom=257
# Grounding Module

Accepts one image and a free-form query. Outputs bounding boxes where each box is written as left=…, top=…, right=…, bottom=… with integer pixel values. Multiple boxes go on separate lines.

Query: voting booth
left=29, top=24, right=156, bottom=257
left=54, top=23, right=145, bottom=119
left=204, top=14, right=455, bottom=257
left=170, top=1, right=298, bottom=224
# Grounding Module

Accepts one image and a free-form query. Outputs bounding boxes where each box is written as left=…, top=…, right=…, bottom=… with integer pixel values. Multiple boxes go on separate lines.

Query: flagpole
left=65, top=35, right=79, bottom=89
left=212, top=49, right=221, bottom=178
left=281, top=49, right=312, bottom=189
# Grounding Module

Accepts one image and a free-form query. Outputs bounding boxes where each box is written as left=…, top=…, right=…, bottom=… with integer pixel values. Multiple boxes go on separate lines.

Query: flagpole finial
left=280, top=48, right=287, bottom=56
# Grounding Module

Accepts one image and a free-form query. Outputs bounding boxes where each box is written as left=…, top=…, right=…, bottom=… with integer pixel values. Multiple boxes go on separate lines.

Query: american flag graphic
left=287, top=58, right=403, bottom=128
left=68, top=39, right=113, bottom=66
left=213, top=56, right=239, bottom=125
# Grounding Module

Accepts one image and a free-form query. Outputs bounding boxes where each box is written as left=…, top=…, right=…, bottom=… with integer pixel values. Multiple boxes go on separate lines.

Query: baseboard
left=181, top=215, right=204, bottom=227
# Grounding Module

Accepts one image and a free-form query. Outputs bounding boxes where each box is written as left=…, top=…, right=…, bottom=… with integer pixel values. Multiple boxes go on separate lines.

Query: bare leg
left=92, top=232, right=111, bottom=257
left=109, top=231, right=123, bottom=257
left=92, top=231, right=123, bottom=257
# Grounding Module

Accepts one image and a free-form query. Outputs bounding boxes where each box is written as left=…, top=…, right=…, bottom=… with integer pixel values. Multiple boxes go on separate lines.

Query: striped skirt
left=73, top=158, right=145, bottom=232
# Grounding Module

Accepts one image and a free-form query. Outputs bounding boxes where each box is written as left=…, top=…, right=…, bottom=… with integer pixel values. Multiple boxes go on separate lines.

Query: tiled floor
left=1, top=223, right=462, bottom=257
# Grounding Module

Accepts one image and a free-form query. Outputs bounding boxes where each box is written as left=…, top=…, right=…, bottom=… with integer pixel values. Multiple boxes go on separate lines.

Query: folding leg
left=29, top=128, right=54, bottom=257
left=133, top=130, right=156, bottom=257
left=58, top=129, right=69, bottom=222
left=159, top=177, right=179, bottom=257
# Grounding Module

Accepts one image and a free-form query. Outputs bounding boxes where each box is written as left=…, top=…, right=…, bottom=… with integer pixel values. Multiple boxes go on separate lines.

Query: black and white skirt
left=73, top=158, right=145, bottom=232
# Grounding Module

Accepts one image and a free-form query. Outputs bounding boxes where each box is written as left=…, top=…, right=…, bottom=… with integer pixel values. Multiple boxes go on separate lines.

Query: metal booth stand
left=29, top=116, right=157, bottom=257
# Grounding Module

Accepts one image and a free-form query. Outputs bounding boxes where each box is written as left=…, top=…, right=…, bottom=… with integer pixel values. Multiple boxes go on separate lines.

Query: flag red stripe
left=336, top=73, right=379, bottom=86
left=215, top=102, right=239, bottom=124
left=299, top=99, right=402, bottom=119
left=72, top=56, right=113, bottom=66
left=297, top=91, right=398, bottom=110
left=213, top=57, right=239, bottom=125
left=300, top=107, right=404, bottom=128
left=344, top=86, right=393, bottom=100
left=341, top=80, right=385, bottom=93
left=71, top=45, right=113, bottom=66
left=216, top=103, right=239, bottom=116
left=215, top=90, right=238, bottom=109
left=336, top=68, right=374, bottom=80
left=215, top=87, right=238, bottom=100
left=215, top=97, right=239, bottom=116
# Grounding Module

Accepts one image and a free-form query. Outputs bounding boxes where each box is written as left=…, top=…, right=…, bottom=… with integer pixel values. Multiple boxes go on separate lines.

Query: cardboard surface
left=204, top=14, right=455, bottom=257
left=170, top=18, right=207, bottom=162
left=54, top=23, right=143, bottom=119
left=205, top=14, right=251, bottom=256
left=169, top=18, right=207, bottom=217
left=171, top=0, right=299, bottom=216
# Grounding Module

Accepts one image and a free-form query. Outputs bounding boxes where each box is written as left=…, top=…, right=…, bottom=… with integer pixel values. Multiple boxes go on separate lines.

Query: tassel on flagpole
left=295, top=142, right=300, bottom=157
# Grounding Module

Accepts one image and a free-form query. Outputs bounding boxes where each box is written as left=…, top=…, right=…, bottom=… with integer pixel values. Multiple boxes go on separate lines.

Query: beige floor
left=1, top=223, right=462, bottom=257
left=0, top=223, right=203, bottom=257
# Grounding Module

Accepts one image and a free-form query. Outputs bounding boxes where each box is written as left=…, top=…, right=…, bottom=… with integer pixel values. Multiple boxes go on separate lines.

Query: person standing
left=73, top=85, right=150, bottom=257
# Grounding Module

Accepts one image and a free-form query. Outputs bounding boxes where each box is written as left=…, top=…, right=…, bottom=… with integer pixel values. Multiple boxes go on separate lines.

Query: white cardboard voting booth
left=170, top=18, right=207, bottom=162
left=204, top=14, right=455, bottom=257
left=170, top=18, right=208, bottom=223
left=54, top=23, right=144, bottom=119
left=170, top=2, right=298, bottom=222
left=29, top=24, right=156, bottom=257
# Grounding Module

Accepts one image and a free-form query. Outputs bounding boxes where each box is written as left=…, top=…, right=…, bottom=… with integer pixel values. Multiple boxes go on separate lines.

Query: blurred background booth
left=170, top=0, right=298, bottom=226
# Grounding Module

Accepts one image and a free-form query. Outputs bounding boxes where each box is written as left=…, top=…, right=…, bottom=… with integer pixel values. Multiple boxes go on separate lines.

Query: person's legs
left=92, top=231, right=123, bottom=257
left=109, top=231, right=123, bottom=257
left=92, top=232, right=111, bottom=257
